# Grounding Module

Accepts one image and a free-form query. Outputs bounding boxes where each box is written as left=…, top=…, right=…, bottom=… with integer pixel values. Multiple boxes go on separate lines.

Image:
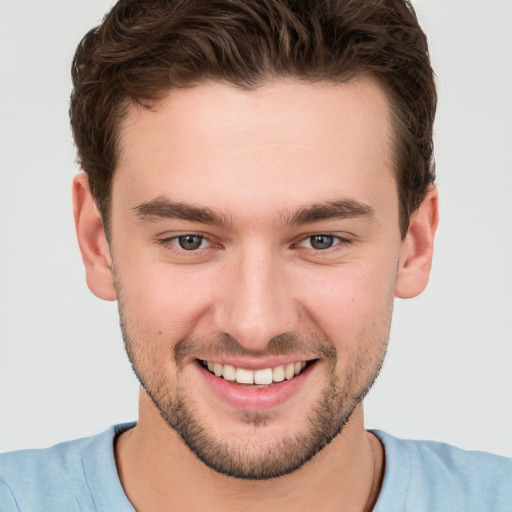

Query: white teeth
left=214, top=362, right=223, bottom=377
left=235, top=367, right=254, bottom=384
left=222, top=364, right=235, bottom=381
left=284, top=363, right=295, bottom=380
left=254, top=368, right=273, bottom=385
left=272, top=365, right=285, bottom=382
left=203, top=360, right=309, bottom=384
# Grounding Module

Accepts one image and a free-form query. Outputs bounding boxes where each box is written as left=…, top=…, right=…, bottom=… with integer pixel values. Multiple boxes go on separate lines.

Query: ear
left=395, top=186, right=439, bottom=299
left=72, top=173, right=117, bottom=301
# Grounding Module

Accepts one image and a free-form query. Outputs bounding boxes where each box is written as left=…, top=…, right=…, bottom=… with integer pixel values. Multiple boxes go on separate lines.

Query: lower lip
left=194, top=360, right=316, bottom=411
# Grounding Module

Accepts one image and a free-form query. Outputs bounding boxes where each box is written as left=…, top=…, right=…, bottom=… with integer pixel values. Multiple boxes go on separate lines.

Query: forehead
left=114, top=78, right=396, bottom=222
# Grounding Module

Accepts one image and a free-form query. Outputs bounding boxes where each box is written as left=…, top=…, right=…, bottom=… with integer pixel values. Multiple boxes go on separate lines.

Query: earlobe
left=395, top=186, right=439, bottom=299
left=72, top=173, right=117, bottom=301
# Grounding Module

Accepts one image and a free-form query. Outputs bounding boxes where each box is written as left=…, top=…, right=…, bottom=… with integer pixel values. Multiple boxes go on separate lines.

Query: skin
left=73, top=78, right=438, bottom=511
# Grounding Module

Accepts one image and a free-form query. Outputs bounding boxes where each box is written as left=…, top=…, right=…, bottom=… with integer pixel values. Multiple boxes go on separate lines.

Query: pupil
left=178, top=235, right=202, bottom=250
left=311, top=235, right=333, bottom=250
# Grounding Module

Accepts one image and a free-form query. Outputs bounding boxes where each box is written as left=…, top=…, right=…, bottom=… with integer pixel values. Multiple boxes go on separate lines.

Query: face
left=109, top=78, right=402, bottom=479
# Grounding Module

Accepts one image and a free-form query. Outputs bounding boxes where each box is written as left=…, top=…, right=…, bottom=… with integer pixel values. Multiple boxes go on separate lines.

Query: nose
left=213, top=248, right=299, bottom=351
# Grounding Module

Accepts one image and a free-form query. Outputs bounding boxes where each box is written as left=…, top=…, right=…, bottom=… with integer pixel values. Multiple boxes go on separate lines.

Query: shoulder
left=372, top=430, right=512, bottom=512
left=0, top=435, right=94, bottom=512
left=0, top=423, right=134, bottom=512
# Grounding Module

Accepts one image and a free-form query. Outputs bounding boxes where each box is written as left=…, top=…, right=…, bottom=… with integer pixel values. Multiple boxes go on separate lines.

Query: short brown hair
left=70, top=0, right=436, bottom=237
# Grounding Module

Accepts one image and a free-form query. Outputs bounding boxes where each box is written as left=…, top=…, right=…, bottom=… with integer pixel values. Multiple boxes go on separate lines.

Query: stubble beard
left=118, top=309, right=389, bottom=480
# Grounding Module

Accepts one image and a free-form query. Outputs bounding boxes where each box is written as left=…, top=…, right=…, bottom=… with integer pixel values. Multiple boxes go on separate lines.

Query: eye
left=309, top=235, right=335, bottom=250
left=174, top=234, right=208, bottom=251
left=297, top=234, right=347, bottom=250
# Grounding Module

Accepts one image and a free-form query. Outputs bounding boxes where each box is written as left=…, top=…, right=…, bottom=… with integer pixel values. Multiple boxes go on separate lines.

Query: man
left=0, top=0, right=510, bottom=510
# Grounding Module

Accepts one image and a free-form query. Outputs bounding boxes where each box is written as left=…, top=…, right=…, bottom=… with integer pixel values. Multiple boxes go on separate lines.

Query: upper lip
left=195, top=356, right=316, bottom=370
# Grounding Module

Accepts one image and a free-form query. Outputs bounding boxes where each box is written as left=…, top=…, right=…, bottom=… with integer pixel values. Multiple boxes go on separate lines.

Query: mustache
left=174, top=332, right=337, bottom=367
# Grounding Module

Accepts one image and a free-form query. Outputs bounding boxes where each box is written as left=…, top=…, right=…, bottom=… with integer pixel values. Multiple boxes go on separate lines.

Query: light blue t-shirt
left=0, top=423, right=510, bottom=511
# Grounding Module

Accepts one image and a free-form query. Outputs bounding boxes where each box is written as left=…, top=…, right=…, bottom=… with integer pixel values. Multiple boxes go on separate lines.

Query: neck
left=115, top=394, right=384, bottom=512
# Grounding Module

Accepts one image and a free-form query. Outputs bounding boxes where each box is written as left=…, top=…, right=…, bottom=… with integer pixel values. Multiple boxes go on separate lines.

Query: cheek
left=293, top=260, right=397, bottom=344
left=116, top=258, right=219, bottom=339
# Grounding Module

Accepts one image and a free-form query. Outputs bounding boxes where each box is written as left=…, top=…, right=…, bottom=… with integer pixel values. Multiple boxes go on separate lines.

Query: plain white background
left=0, top=0, right=511, bottom=457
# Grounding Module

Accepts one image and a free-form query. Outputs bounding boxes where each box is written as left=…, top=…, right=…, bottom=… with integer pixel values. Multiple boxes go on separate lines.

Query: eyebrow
left=285, top=199, right=375, bottom=225
left=133, top=196, right=231, bottom=226
left=133, top=196, right=375, bottom=227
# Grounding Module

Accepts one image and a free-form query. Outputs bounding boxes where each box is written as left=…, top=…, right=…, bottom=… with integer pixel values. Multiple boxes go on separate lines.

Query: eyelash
left=158, top=233, right=351, bottom=254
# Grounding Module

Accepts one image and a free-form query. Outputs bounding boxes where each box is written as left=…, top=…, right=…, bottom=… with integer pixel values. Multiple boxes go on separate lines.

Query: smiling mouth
left=199, top=359, right=315, bottom=387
